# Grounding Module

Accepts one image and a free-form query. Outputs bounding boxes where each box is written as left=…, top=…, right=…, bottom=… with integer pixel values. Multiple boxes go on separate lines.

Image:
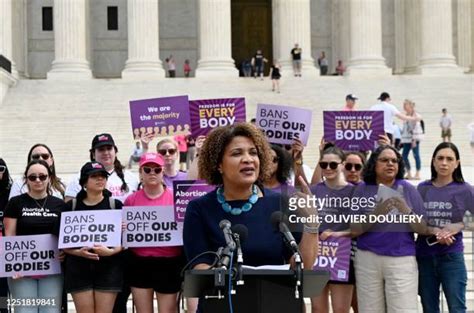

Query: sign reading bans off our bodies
left=0, top=234, right=61, bottom=277
left=122, top=206, right=183, bottom=248
left=58, top=210, right=122, bottom=249
left=256, top=104, right=312, bottom=145
left=313, top=237, right=351, bottom=282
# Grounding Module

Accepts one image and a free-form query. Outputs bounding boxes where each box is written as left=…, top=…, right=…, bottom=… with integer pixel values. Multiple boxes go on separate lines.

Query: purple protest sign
left=58, top=210, right=122, bottom=249
left=122, top=206, right=183, bottom=248
left=0, top=234, right=61, bottom=277
left=256, top=104, right=312, bottom=145
left=173, top=180, right=214, bottom=222
left=313, top=237, right=351, bottom=282
left=323, top=111, right=384, bottom=151
left=189, top=98, right=246, bottom=137
left=129, top=95, right=191, bottom=140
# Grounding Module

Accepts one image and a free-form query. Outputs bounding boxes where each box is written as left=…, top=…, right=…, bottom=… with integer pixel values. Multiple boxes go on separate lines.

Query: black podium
left=183, top=269, right=329, bottom=313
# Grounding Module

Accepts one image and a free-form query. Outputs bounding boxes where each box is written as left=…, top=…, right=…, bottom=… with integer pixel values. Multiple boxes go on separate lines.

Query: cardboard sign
left=313, top=237, right=351, bottom=282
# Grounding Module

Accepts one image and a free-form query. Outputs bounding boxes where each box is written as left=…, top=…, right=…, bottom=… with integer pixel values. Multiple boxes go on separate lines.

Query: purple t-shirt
left=310, top=182, right=354, bottom=232
left=352, top=179, right=425, bottom=256
left=269, top=182, right=296, bottom=195
left=416, top=181, right=474, bottom=257
left=163, top=171, right=188, bottom=190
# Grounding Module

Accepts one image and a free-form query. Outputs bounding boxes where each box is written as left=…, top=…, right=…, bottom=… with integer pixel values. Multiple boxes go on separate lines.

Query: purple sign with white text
left=130, top=95, right=191, bottom=140
left=122, top=206, right=183, bottom=248
left=173, top=180, right=214, bottom=222
left=189, top=98, right=246, bottom=137
left=0, top=234, right=61, bottom=277
left=323, top=111, right=384, bottom=151
left=313, top=237, right=351, bottom=282
left=256, top=104, right=312, bottom=145
left=58, top=210, right=122, bottom=249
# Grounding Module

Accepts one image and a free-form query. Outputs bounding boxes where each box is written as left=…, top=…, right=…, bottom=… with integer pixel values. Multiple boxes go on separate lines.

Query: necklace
left=32, top=196, right=48, bottom=209
left=217, top=185, right=259, bottom=215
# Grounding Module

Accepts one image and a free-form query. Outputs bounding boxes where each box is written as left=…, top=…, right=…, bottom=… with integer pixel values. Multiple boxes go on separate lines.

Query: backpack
left=71, top=197, right=116, bottom=211
left=420, top=120, right=425, bottom=134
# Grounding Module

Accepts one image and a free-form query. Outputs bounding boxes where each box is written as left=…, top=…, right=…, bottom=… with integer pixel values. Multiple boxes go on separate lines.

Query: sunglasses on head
left=319, top=161, right=341, bottom=170
left=158, top=148, right=177, bottom=156
left=27, top=174, right=48, bottom=182
left=143, top=166, right=163, bottom=174
left=344, top=163, right=363, bottom=171
left=0, top=165, right=6, bottom=173
left=31, top=153, right=50, bottom=161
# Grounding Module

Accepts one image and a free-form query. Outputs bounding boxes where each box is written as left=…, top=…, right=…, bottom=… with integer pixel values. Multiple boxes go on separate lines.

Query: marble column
left=404, top=0, right=421, bottom=74
left=47, top=0, right=92, bottom=79
left=393, top=0, right=405, bottom=74
left=419, top=0, right=462, bottom=75
left=471, top=0, right=474, bottom=72
left=346, top=0, right=391, bottom=76
left=0, top=0, right=17, bottom=102
left=456, top=0, right=471, bottom=72
left=12, top=0, right=28, bottom=78
left=331, top=0, right=351, bottom=74
left=195, top=0, right=238, bottom=78
left=122, top=0, right=164, bottom=79
left=272, top=0, right=318, bottom=75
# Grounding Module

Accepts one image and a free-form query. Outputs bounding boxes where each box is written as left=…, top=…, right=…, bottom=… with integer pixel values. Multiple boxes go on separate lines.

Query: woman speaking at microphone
left=123, top=153, right=184, bottom=313
left=183, top=123, right=319, bottom=308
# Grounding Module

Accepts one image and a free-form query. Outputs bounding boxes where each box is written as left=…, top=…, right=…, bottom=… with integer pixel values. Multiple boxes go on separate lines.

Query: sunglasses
left=31, top=153, right=51, bottom=161
left=319, top=162, right=341, bottom=170
left=143, top=166, right=163, bottom=174
left=272, top=156, right=279, bottom=163
left=158, top=148, right=177, bottom=156
left=27, top=174, right=48, bottom=182
left=377, top=157, right=398, bottom=164
left=344, top=163, right=363, bottom=171
left=0, top=165, right=6, bottom=173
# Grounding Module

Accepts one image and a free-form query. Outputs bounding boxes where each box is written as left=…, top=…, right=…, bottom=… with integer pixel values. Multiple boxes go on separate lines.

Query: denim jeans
left=402, top=141, right=421, bottom=171
left=7, top=274, right=62, bottom=313
left=417, top=252, right=467, bottom=313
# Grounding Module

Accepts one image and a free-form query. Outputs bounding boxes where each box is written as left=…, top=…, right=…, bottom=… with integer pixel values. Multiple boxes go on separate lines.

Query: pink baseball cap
left=139, top=153, right=164, bottom=167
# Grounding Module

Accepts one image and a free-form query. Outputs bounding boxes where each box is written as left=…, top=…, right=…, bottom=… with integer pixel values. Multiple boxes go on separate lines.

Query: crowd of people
left=0, top=101, right=473, bottom=313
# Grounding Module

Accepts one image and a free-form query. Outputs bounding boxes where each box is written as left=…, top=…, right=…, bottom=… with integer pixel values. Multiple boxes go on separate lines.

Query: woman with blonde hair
left=400, top=99, right=423, bottom=180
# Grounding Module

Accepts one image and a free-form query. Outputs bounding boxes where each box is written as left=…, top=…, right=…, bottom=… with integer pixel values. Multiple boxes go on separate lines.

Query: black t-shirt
left=0, top=188, right=10, bottom=234
left=4, top=193, right=64, bottom=236
left=62, top=196, right=123, bottom=213
left=254, top=53, right=264, bottom=66
left=291, top=48, right=302, bottom=60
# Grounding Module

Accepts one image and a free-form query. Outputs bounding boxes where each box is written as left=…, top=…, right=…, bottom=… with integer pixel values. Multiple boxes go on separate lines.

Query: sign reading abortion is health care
left=0, top=234, right=61, bottom=277
left=256, top=104, right=312, bottom=145
left=173, top=180, right=214, bottom=222
left=323, top=111, right=384, bottom=151
left=313, top=237, right=351, bottom=282
left=130, top=95, right=191, bottom=140
left=122, top=206, right=183, bottom=248
left=58, top=210, right=122, bottom=249
left=189, top=98, right=246, bottom=137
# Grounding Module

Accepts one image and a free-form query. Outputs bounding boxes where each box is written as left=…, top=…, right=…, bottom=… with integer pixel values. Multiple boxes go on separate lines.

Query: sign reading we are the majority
left=313, top=237, right=351, bottom=282
left=189, top=98, right=246, bottom=137
left=323, top=111, right=384, bottom=151
left=0, top=234, right=61, bottom=277
left=129, top=95, right=191, bottom=140
left=256, top=104, right=313, bottom=145
left=58, top=210, right=122, bottom=249
left=122, top=206, right=183, bottom=248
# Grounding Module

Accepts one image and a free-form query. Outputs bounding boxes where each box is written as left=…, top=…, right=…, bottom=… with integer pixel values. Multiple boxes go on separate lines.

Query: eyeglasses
left=344, top=163, right=363, bottom=171
left=27, top=174, right=48, bottom=182
left=143, top=166, right=163, bottom=174
left=272, top=156, right=279, bottom=163
left=319, top=162, right=341, bottom=170
left=0, top=165, right=6, bottom=173
left=31, top=153, right=51, bottom=161
left=158, top=148, right=177, bottom=156
left=377, top=157, right=398, bottom=164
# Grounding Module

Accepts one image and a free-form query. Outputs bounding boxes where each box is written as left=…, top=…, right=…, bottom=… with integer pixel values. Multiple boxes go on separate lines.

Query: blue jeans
left=417, top=253, right=467, bottom=313
left=402, top=141, right=421, bottom=171
left=7, top=274, right=62, bottom=313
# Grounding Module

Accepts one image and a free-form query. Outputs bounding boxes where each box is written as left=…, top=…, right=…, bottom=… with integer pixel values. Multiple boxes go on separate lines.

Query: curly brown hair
left=198, top=123, right=272, bottom=185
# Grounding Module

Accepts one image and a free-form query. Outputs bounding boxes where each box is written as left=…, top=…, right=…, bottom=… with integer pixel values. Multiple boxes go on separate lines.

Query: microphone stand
left=233, top=233, right=244, bottom=286
left=293, top=250, right=303, bottom=299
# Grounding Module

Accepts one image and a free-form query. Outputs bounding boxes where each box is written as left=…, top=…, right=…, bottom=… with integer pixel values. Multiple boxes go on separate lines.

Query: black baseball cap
left=346, top=94, right=358, bottom=101
left=91, top=133, right=115, bottom=150
left=377, top=92, right=390, bottom=101
left=79, top=161, right=109, bottom=186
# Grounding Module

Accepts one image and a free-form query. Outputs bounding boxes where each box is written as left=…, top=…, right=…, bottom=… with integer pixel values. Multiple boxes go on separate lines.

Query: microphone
left=231, top=224, right=248, bottom=285
left=219, top=219, right=236, bottom=251
left=270, top=211, right=299, bottom=253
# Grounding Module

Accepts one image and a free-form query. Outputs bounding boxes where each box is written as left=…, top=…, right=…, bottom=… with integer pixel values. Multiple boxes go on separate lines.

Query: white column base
left=195, top=59, right=238, bottom=78
left=417, top=65, right=464, bottom=76
left=280, top=59, right=319, bottom=77
left=0, top=68, right=17, bottom=103
left=122, top=61, right=165, bottom=79
left=47, top=60, right=92, bottom=79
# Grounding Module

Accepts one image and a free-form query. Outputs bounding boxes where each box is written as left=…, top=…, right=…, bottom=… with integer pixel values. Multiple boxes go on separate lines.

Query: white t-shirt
left=65, top=170, right=139, bottom=203
left=9, top=178, right=65, bottom=200
left=440, top=115, right=452, bottom=129
left=370, top=102, right=401, bottom=134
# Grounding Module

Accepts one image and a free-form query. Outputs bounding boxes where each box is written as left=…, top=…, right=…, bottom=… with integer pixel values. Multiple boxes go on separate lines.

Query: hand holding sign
left=92, top=245, right=120, bottom=257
